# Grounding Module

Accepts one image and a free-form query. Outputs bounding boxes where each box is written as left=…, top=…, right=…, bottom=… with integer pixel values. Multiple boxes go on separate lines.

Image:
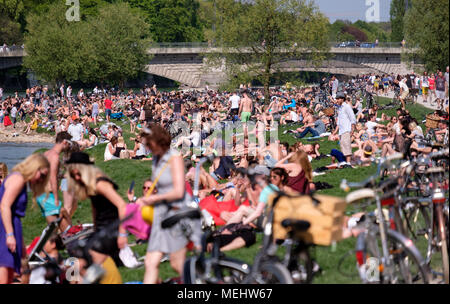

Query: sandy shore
left=0, top=123, right=55, bottom=144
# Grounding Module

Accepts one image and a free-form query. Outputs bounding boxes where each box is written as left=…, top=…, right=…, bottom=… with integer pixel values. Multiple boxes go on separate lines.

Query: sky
left=315, top=0, right=392, bottom=23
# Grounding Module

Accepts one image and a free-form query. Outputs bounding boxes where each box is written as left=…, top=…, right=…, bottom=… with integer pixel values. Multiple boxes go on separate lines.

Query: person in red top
left=429, top=74, right=436, bottom=103
left=104, top=97, right=113, bottom=123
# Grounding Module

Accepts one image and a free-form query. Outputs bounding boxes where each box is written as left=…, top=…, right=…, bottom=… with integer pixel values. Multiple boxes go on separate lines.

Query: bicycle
left=399, top=149, right=449, bottom=283
left=158, top=155, right=252, bottom=284
left=340, top=153, right=432, bottom=284
left=234, top=167, right=335, bottom=284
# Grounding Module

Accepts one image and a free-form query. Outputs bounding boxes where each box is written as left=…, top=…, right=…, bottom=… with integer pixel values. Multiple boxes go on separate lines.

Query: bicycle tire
left=403, top=202, right=432, bottom=264
left=182, top=256, right=251, bottom=284
left=246, top=261, right=294, bottom=284
left=435, top=205, right=449, bottom=284
left=364, top=228, right=431, bottom=284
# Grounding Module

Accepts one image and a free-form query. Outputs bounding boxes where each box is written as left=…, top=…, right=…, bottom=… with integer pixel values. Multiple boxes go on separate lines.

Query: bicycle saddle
left=281, top=219, right=311, bottom=232
left=161, top=208, right=201, bottom=229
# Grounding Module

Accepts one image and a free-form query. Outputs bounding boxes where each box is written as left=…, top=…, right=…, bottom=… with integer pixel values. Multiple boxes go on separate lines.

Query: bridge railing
left=148, top=41, right=406, bottom=49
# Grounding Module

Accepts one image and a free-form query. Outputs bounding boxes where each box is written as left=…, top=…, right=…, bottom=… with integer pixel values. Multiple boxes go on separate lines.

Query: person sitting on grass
left=288, top=115, right=326, bottom=139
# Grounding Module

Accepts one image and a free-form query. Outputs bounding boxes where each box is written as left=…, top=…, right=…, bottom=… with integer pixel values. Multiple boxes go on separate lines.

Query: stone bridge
left=1, top=45, right=417, bottom=88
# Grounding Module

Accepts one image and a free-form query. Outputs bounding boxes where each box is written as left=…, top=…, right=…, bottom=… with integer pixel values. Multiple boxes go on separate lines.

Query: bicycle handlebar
left=340, top=153, right=404, bottom=191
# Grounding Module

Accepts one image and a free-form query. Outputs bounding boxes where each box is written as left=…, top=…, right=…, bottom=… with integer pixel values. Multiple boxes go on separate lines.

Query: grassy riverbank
left=21, top=96, right=437, bottom=283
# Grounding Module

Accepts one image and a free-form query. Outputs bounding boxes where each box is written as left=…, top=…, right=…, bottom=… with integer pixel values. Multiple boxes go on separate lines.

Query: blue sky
left=314, top=0, right=392, bottom=23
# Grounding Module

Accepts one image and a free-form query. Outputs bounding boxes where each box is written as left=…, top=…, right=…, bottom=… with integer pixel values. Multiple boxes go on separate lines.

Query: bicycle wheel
left=247, top=261, right=294, bottom=284
left=214, top=257, right=251, bottom=284
left=364, top=228, right=431, bottom=284
left=183, top=256, right=251, bottom=284
left=435, top=205, right=449, bottom=284
left=403, top=202, right=432, bottom=264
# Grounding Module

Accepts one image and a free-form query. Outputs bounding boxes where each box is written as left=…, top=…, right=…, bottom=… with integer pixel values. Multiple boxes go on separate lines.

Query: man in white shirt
left=332, top=92, right=356, bottom=163
left=330, top=76, right=339, bottom=98
left=229, top=91, right=241, bottom=117
left=67, top=118, right=84, bottom=142
left=10, top=104, right=18, bottom=128
left=399, top=78, right=409, bottom=109
left=66, top=86, right=72, bottom=99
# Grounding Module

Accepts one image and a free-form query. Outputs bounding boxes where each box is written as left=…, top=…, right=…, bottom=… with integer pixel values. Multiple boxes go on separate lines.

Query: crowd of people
left=0, top=66, right=449, bottom=284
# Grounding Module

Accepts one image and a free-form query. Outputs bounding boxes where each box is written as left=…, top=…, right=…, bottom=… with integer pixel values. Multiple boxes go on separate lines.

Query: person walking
left=136, top=124, right=201, bottom=284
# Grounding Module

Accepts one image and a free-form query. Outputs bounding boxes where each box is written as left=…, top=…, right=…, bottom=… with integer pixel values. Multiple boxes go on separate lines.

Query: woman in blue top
left=0, top=153, right=50, bottom=284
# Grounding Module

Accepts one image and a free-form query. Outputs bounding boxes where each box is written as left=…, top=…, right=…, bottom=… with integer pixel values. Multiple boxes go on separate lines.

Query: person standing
left=104, top=96, right=113, bottom=123
left=330, top=76, right=339, bottom=98
left=445, top=66, right=449, bottom=104
left=239, top=90, right=253, bottom=123
left=229, top=91, right=241, bottom=119
left=421, top=72, right=429, bottom=103
left=38, top=132, right=73, bottom=232
left=136, top=124, right=201, bottom=284
left=59, top=84, right=65, bottom=99
left=435, top=71, right=446, bottom=110
left=332, top=92, right=356, bottom=164
left=0, top=154, right=50, bottom=284
left=398, top=78, right=410, bottom=109
left=10, top=103, right=17, bottom=129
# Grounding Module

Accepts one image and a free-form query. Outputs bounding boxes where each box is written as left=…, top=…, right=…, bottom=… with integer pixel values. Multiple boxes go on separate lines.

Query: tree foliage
left=128, top=0, right=204, bottom=42
left=23, top=1, right=152, bottom=86
left=328, top=19, right=390, bottom=43
left=206, top=0, right=329, bottom=101
left=0, top=14, right=23, bottom=44
left=390, top=0, right=407, bottom=42
left=404, top=0, right=449, bottom=71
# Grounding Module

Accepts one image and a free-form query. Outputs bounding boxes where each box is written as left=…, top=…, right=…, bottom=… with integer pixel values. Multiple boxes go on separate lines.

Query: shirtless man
left=239, top=91, right=253, bottom=123
left=39, top=131, right=72, bottom=232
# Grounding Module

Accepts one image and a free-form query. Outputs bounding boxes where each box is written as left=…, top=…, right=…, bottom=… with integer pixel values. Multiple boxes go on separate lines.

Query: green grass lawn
left=22, top=96, right=438, bottom=283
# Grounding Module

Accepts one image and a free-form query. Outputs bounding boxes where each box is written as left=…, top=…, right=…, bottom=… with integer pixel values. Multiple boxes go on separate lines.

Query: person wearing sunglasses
left=64, top=152, right=127, bottom=284
left=136, top=124, right=202, bottom=284
left=0, top=153, right=50, bottom=284
left=127, top=179, right=157, bottom=203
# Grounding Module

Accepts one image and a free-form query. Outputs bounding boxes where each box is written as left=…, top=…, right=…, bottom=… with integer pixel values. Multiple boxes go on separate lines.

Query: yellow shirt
left=99, top=257, right=122, bottom=284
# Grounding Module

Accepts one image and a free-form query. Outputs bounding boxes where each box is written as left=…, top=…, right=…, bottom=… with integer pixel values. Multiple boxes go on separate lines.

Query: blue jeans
left=295, top=127, right=319, bottom=139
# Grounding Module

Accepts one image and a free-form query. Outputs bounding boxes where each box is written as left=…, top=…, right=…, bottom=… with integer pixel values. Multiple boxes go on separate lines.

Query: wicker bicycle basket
left=323, top=107, right=335, bottom=117
left=426, top=114, right=440, bottom=129
left=268, top=194, right=346, bottom=246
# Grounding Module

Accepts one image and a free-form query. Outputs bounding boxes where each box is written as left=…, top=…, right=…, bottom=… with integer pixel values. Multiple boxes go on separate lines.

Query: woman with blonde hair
left=0, top=163, right=7, bottom=187
left=65, top=152, right=127, bottom=283
left=275, top=150, right=313, bottom=194
left=0, top=153, right=50, bottom=284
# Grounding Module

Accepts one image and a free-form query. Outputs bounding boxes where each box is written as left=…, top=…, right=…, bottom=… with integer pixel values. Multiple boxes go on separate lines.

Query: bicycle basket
left=269, top=194, right=346, bottom=246
left=425, top=114, right=440, bottom=129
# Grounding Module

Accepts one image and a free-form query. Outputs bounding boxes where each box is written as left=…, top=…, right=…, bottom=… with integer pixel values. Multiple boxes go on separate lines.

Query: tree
left=23, top=2, right=86, bottom=85
left=23, top=1, right=152, bottom=87
left=404, top=0, right=449, bottom=71
left=85, top=2, right=152, bottom=86
left=0, top=15, right=23, bottom=44
left=390, top=0, right=407, bottom=42
left=206, top=0, right=329, bottom=101
left=128, top=0, right=204, bottom=42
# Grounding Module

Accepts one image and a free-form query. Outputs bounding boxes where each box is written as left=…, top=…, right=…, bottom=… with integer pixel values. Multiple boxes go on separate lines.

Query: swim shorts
left=36, top=193, right=62, bottom=217
left=241, top=112, right=251, bottom=122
